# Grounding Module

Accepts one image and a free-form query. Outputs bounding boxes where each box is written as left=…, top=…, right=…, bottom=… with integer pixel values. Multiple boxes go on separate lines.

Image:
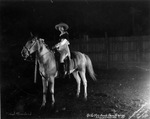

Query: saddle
left=64, top=52, right=78, bottom=74
left=53, top=49, right=76, bottom=78
left=53, top=49, right=69, bottom=77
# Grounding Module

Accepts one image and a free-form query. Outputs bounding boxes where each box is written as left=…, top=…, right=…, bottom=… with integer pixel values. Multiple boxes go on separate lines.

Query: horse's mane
left=36, top=36, right=51, bottom=51
left=43, top=41, right=50, bottom=50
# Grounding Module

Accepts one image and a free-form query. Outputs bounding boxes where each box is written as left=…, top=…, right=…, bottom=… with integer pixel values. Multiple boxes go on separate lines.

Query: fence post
left=105, top=32, right=110, bottom=69
left=138, top=36, right=143, bottom=63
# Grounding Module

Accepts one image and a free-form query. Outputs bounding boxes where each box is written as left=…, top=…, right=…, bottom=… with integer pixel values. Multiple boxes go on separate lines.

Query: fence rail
left=70, top=35, right=150, bottom=69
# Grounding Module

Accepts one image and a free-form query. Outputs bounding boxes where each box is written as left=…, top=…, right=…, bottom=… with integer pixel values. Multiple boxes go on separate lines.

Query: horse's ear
left=30, top=32, right=33, bottom=37
left=39, top=38, right=44, bottom=42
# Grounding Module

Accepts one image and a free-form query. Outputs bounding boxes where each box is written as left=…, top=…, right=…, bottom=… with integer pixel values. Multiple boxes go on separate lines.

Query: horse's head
left=21, top=36, right=39, bottom=60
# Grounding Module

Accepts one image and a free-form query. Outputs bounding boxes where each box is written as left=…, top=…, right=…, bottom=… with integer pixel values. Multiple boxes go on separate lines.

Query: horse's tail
left=84, top=54, right=96, bottom=81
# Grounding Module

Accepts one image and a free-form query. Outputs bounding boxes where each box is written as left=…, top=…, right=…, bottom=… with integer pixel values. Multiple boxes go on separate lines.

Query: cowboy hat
left=55, top=23, right=69, bottom=30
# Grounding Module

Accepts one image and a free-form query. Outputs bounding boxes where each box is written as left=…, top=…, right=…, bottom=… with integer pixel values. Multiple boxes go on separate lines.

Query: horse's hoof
left=84, top=97, right=87, bottom=101
left=62, top=107, right=66, bottom=111
left=55, top=109, right=59, bottom=113
left=51, top=102, right=55, bottom=108
left=40, top=104, right=46, bottom=109
left=76, top=94, right=79, bottom=98
left=51, top=103, right=55, bottom=108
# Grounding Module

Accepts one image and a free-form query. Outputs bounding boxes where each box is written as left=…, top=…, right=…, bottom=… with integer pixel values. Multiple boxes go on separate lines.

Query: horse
left=21, top=36, right=96, bottom=107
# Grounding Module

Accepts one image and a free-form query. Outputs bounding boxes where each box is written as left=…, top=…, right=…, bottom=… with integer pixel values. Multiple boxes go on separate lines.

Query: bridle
left=22, top=37, right=53, bottom=61
left=22, top=46, right=30, bottom=57
left=21, top=38, right=37, bottom=61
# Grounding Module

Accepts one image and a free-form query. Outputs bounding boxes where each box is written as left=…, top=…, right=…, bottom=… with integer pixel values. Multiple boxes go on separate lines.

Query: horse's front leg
left=49, top=76, right=55, bottom=107
left=41, top=77, right=48, bottom=107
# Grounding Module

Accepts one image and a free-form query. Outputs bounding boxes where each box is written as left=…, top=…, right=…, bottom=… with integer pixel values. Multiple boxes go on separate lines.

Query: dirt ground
left=1, top=68, right=150, bottom=119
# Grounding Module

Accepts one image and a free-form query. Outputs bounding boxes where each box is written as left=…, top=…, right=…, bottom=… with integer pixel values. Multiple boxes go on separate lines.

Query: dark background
left=1, top=0, right=150, bottom=40
left=1, top=0, right=150, bottom=64
left=1, top=0, right=150, bottom=95
left=1, top=0, right=150, bottom=118
left=1, top=0, right=150, bottom=89
left=1, top=0, right=149, bottom=55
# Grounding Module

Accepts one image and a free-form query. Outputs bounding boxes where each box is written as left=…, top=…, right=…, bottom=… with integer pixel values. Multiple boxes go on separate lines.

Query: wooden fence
left=70, top=35, right=150, bottom=69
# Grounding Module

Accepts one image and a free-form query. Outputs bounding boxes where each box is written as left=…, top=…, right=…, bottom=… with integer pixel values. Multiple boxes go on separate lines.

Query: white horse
left=21, top=36, right=96, bottom=107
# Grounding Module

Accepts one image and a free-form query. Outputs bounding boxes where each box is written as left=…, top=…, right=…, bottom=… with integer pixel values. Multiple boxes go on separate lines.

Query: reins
left=34, top=51, right=38, bottom=83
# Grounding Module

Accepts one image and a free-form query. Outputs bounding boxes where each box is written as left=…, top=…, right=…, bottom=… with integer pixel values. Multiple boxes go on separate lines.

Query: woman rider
left=54, top=23, right=71, bottom=77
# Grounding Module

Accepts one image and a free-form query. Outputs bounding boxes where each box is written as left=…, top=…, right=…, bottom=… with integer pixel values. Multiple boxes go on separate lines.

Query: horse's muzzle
left=21, top=49, right=28, bottom=60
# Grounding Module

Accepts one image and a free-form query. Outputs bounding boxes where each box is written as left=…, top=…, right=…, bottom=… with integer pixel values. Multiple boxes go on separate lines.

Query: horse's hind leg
left=41, top=77, right=48, bottom=107
left=49, top=77, right=55, bottom=107
left=79, top=70, right=87, bottom=100
left=73, top=71, right=81, bottom=98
